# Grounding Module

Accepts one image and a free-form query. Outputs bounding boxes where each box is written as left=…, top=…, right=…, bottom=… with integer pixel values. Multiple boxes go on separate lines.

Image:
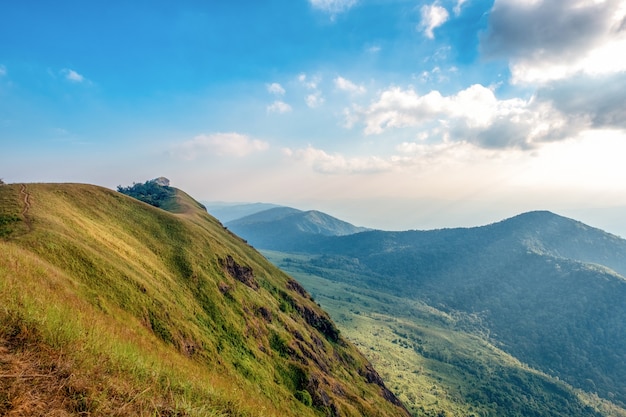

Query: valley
left=218, top=203, right=626, bottom=417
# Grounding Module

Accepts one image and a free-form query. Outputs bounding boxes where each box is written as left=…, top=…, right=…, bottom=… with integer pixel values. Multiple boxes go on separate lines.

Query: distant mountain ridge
left=203, top=202, right=283, bottom=223
left=225, top=206, right=370, bottom=250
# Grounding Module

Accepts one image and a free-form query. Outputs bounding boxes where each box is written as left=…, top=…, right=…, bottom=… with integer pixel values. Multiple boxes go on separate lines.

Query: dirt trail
left=19, top=184, right=33, bottom=230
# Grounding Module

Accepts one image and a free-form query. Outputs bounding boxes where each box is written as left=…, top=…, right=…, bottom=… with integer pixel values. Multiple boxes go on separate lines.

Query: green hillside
left=0, top=182, right=408, bottom=417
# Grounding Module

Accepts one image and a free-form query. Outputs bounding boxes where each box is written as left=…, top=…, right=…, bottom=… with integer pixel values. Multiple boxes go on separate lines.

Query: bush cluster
left=117, top=179, right=175, bottom=208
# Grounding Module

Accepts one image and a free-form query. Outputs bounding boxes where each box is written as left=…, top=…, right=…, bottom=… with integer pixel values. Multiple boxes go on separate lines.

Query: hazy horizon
left=3, top=1, right=625, bottom=238
left=202, top=198, right=626, bottom=239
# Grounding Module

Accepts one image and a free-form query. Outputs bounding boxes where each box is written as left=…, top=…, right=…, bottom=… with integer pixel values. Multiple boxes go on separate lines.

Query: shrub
left=295, top=389, right=313, bottom=407
left=117, top=179, right=175, bottom=208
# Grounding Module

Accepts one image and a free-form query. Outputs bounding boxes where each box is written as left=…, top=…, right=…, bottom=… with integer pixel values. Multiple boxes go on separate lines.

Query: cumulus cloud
left=61, top=68, right=85, bottom=83
left=481, top=0, right=626, bottom=83
left=358, top=84, right=586, bottom=149
left=267, top=100, right=292, bottom=114
left=334, top=76, right=366, bottom=94
left=309, top=0, right=357, bottom=14
left=419, top=2, right=449, bottom=39
left=536, top=72, right=626, bottom=130
left=171, top=133, right=269, bottom=160
left=267, top=82, right=285, bottom=95
left=288, top=145, right=392, bottom=174
left=305, top=92, right=325, bottom=108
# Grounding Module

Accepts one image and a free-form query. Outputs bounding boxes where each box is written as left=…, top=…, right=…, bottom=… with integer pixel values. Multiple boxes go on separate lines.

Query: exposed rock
left=257, top=306, right=273, bottom=322
left=360, top=363, right=406, bottom=408
left=286, top=278, right=308, bottom=297
left=152, top=177, right=170, bottom=187
left=220, top=255, right=258, bottom=290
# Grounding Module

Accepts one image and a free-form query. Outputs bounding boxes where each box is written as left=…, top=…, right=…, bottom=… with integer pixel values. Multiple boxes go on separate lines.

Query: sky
left=2, top=0, right=626, bottom=235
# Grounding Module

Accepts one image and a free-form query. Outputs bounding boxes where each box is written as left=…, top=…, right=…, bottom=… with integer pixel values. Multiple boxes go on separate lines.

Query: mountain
left=234, top=210, right=626, bottom=416
left=225, top=207, right=370, bottom=250
left=0, top=182, right=409, bottom=417
left=203, top=202, right=283, bottom=223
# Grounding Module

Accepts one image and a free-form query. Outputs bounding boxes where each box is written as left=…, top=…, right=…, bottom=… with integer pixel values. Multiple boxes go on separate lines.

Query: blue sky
left=2, top=0, right=626, bottom=234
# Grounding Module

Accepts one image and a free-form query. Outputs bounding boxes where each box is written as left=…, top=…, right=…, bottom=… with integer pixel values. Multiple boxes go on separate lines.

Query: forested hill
left=0, top=182, right=409, bottom=417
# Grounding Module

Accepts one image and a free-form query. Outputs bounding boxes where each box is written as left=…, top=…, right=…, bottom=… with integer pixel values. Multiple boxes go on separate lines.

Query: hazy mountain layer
left=204, top=202, right=283, bottom=223
left=0, top=183, right=408, bottom=417
left=225, top=207, right=370, bottom=250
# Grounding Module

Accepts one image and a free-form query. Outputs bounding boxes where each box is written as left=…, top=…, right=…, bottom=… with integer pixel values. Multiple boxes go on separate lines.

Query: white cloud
left=309, top=0, right=357, bottom=14
left=286, top=141, right=506, bottom=176
left=267, top=82, right=286, bottom=95
left=289, top=145, right=392, bottom=174
left=0, top=65, right=6, bottom=77
left=342, top=106, right=361, bottom=129
left=267, top=100, right=293, bottom=114
left=482, top=0, right=626, bottom=84
left=510, top=37, right=626, bottom=84
left=417, top=66, right=455, bottom=84
left=391, top=140, right=503, bottom=169
left=334, top=76, right=366, bottom=94
left=419, top=3, right=449, bottom=39
left=359, top=84, right=581, bottom=149
left=298, top=73, right=321, bottom=90
left=171, top=132, right=269, bottom=160
left=453, top=0, right=468, bottom=16
left=305, top=92, right=325, bottom=108
left=61, top=68, right=85, bottom=83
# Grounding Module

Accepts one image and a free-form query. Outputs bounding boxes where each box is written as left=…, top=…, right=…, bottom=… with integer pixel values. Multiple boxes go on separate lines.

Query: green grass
left=0, top=183, right=409, bottom=417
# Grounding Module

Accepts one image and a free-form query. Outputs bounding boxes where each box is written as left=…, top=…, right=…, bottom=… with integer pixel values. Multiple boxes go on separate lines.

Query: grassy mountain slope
left=0, top=183, right=408, bottom=417
left=225, top=207, right=369, bottom=251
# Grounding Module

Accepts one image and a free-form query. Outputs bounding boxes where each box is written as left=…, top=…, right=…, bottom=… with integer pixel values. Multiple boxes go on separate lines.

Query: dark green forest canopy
left=117, top=178, right=175, bottom=208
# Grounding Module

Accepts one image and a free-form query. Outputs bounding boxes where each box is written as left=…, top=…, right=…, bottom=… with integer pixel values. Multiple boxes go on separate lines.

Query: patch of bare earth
left=18, top=184, right=33, bottom=231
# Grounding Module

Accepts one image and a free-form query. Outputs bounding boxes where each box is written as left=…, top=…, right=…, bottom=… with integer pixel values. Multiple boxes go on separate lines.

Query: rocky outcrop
left=221, top=255, right=259, bottom=290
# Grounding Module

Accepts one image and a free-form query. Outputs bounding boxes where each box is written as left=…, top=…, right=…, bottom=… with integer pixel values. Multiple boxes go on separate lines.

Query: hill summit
left=0, top=182, right=408, bottom=417
left=225, top=206, right=370, bottom=250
